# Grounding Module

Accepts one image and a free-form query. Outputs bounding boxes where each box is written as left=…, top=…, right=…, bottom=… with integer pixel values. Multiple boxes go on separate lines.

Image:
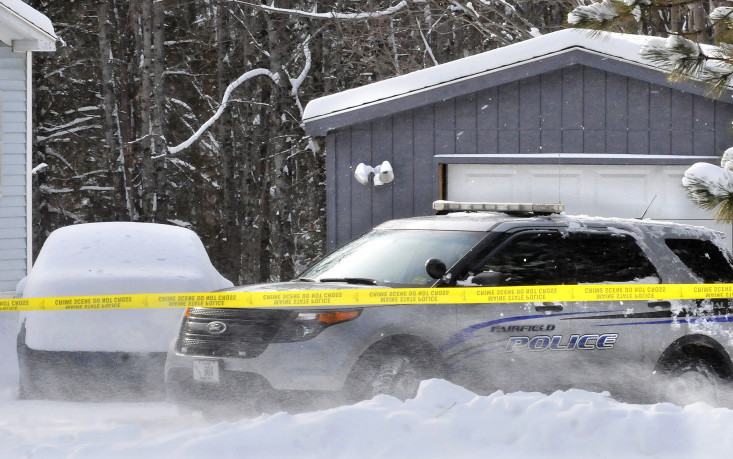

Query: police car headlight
left=274, top=310, right=361, bottom=342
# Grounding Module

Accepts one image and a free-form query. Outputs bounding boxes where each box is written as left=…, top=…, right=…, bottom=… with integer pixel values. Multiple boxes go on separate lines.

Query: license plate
left=193, top=359, right=220, bottom=383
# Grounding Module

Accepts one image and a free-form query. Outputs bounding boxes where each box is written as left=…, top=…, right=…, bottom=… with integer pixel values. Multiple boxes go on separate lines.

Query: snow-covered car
left=17, top=222, right=232, bottom=400
left=166, top=201, right=733, bottom=409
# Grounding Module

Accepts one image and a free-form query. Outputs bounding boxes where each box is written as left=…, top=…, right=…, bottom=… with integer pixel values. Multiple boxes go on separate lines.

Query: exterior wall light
left=354, top=161, right=394, bottom=186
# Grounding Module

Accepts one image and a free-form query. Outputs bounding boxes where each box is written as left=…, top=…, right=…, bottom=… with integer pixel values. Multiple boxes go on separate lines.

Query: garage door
left=446, top=164, right=733, bottom=248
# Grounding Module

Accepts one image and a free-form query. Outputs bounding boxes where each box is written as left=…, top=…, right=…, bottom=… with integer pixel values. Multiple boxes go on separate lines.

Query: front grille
left=177, top=308, right=290, bottom=358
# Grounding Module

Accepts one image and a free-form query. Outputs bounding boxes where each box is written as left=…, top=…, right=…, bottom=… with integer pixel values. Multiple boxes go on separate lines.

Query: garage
left=446, top=162, right=732, bottom=242
left=303, top=29, right=733, bottom=251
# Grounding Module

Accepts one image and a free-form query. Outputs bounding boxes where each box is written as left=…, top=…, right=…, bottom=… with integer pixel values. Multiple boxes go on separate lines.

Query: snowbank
left=2, top=379, right=733, bottom=458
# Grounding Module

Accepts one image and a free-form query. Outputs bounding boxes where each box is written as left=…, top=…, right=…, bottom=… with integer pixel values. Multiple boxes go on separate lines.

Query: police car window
left=299, top=229, right=485, bottom=286
left=665, top=238, right=733, bottom=283
left=473, top=232, right=566, bottom=286
left=569, top=233, right=659, bottom=284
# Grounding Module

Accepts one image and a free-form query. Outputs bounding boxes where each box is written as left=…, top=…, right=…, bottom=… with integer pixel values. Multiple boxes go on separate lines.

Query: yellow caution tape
left=1, top=283, right=733, bottom=312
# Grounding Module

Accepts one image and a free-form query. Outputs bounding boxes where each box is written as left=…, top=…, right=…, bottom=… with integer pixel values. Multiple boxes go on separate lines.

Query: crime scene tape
left=2, top=283, right=733, bottom=312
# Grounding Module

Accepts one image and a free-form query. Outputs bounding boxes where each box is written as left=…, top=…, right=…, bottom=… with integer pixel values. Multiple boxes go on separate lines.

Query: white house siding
left=0, top=43, right=27, bottom=295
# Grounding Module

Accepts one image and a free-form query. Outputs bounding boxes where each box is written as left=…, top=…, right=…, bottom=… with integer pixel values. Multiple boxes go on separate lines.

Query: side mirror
left=425, top=258, right=447, bottom=279
left=472, top=271, right=506, bottom=287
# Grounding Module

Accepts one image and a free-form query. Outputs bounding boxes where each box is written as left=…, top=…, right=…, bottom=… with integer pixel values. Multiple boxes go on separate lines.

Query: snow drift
left=2, top=379, right=733, bottom=458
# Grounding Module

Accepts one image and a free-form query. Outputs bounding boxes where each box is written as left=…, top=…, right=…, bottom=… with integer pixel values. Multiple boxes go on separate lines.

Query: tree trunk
left=216, top=1, right=243, bottom=283
left=689, top=2, right=709, bottom=43
left=152, top=0, right=168, bottom=222
left=266, top=5, right=295, bottom=281
left=97, top=0, right=132, bottom=220
left=139, top=0, right=156, bottom=221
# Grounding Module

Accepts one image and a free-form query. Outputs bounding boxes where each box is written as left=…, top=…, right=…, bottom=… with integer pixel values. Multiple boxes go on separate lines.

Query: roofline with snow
left=0, top=1, right=56, bottom=52
left=303, top=29, right=730, bottom=136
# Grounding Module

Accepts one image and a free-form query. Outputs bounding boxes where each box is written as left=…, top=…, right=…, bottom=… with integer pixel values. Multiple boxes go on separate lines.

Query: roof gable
left=0, top=0, right=56, bottom=52
left=303, top=29, right=726, bottom=136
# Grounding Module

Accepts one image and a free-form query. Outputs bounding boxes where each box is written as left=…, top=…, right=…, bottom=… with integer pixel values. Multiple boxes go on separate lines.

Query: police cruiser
left=165, top=201, right=733, bottom=409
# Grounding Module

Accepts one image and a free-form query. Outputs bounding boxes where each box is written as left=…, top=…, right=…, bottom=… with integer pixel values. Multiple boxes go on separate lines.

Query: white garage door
left=446, top=164, right=733, bottom=249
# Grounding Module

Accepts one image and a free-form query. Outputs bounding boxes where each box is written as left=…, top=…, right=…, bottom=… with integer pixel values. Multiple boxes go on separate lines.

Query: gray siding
left=326, top=112, right=439, bottom=250
left=306, top=50, right=725, bottom=136
left=0, top=44, right=27, bottom=293
left=326, top=63, right=733, bottom=249
left=430, top=65, right=732, bottom=156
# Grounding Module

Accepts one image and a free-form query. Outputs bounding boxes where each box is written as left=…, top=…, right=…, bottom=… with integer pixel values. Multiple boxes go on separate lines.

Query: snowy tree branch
left=237, top=1, right=409, bottom=20
left=164, top=68, right=280, bottom=156
left=44, top=148, right=77, bottom=174
left=290, top=38, right=311, bottom=97
left=31, top=163, right=48, bottom=175
left=416, top=18, right=438, bottom=66
left=39, top=184, right=116, bottom=194
left=289, top=37, right=312, bottom=117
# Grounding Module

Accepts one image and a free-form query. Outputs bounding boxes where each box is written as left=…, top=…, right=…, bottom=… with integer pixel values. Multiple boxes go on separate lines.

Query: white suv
left=166, top=202, right=733, bottom=409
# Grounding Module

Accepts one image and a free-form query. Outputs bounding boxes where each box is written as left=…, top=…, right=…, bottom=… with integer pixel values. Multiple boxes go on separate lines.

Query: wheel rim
left=391, top=365, right=419, bottom=399
left=371, top=355, right=421, bottom=400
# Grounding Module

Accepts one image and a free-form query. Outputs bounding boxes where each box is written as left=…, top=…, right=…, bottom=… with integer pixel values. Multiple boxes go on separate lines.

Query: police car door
left=559, top=231, right=661, bottom=394
left=447, top=230, right=577, bottom=394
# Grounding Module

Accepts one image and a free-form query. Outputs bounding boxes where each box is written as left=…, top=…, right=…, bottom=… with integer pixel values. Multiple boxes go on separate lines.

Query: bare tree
left=30, top=0, right=572, bottom=281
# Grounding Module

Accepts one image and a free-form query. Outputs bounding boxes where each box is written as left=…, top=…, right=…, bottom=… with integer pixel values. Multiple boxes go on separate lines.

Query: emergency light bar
left=432, top=200, right=565, bottom=215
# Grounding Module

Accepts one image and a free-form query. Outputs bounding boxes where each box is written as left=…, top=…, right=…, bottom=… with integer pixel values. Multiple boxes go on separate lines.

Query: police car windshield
left=298, top=229, right=485, bottom=287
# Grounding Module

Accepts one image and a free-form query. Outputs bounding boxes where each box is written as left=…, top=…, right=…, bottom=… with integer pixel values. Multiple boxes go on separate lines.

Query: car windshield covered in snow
left=298, top=229, right=484, bottom=286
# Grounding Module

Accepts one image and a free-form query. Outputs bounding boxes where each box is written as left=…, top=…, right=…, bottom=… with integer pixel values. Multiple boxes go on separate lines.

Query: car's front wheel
left=662, top=358, right=730, bottom=406
left=370, top=355, right=422, bottom=400
left=346, top=349, right=440, bottom=402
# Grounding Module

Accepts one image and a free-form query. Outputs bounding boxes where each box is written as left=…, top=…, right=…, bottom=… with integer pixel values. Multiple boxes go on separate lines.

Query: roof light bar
left=432, top=200, right=565, bottom=214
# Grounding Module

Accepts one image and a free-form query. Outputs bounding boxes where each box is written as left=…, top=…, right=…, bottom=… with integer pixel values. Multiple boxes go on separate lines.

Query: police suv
left=165, top=202, right=733, bottom=408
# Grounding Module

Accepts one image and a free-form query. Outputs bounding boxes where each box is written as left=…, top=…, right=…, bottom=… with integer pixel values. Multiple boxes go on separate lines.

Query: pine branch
left=683, top=177, right=733, bottom=223
left=683, top=164, right=733, bottom=223
left=640, top=35, right=733, bottom=97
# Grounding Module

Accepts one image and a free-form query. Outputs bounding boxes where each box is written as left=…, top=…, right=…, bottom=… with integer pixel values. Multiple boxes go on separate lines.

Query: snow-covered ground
left=3, top=379, right=733, bottom=458
left=1, top=313, right=733, bottom=458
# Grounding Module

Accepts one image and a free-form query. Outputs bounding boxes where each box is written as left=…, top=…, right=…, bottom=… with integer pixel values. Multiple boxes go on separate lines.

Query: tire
left=371, top=355, right=421, bottom=400
left=17, top=375, right=35, bottom=400
left=17, top=369, right=51, bottom=400
left=662, top=359, right=729, bottom=407
left=347, top=351, right=437, bottom=402
left=17, top=346, right=43, bottom=400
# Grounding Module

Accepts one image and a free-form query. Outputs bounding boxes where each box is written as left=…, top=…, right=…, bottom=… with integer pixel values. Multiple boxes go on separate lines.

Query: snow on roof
left=24, top=222, right=232, bottom=298
left=302, top=29, right=662, bottom=131
left=0, top=0, right=56, bottom=52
